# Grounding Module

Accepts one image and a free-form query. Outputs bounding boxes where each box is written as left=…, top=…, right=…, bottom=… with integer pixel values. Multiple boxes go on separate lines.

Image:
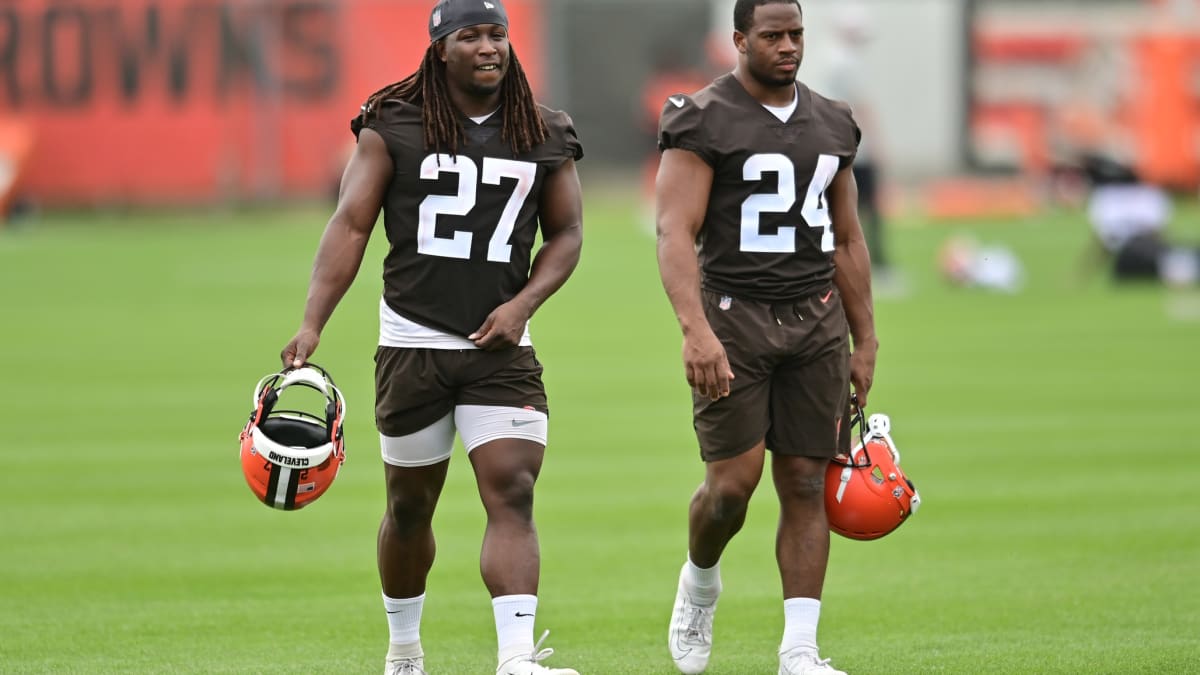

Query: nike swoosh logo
left=511, top=419, right=538, bottom=427
left=515, top=612, right=535, bottom=617
left=820, top=290, right=834, bottom=304
left=669, top=95, right=685, bottom=108
left=673, top=632, right=693, bottom=659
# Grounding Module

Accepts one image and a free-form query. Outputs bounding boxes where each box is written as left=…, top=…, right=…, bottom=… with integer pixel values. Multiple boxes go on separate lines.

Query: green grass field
left=2, top=185, right=1198, bottom=674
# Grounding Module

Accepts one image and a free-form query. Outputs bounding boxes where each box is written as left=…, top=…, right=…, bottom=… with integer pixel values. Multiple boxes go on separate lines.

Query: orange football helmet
left=826, top=408, right=921, bottom=540
left=239, top=364, right=346, bottom=510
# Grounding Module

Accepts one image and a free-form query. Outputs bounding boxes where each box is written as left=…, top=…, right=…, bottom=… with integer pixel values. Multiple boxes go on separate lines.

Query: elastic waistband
left=703, top=285, right=834, bottom=306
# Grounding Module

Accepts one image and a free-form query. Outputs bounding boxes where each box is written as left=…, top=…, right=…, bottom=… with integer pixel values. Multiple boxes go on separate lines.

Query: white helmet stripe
left=272, top=466, right=293, bottom=509
left=835, top=466, right=852, bottom=503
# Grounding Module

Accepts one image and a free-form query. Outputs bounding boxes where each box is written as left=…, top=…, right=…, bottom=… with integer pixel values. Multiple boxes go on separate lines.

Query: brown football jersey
left=658, top=74, right=860, bottom=301
left=354, top=100, right=583, bottom=337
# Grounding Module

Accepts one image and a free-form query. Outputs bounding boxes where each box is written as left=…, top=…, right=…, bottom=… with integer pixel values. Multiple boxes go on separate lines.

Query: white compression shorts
left=379, top=404, right=548, bottom=468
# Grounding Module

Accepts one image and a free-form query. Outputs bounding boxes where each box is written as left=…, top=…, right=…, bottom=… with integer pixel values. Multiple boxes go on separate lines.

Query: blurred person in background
left=655, top=1, right=876, bottom=673
left=639, top=48, right=714, bottom=231
left=279, top=0, right=584, bottom=673
left=0, top=117, right=35, bottom=225
left=816, top=1, right=900, bottom=294
left=1080, top=155, right=1199, bottom=286
left=1048, top=46, right=1199, bottom=288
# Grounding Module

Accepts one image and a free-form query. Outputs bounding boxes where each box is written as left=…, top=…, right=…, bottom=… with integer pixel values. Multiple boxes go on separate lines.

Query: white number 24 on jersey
left=417, top=154, right=536, bottom=263
left=740, top=153, right=839, bottom=253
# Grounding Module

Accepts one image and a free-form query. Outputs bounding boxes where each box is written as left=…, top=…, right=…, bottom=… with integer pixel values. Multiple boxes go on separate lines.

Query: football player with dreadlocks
left=280, top=1, right=583, bottom=673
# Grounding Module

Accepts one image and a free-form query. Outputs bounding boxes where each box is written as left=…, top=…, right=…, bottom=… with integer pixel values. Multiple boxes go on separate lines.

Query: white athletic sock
left=493, top=594, right=537, bottom=664
left=780, top=597, right=821, bottom=654
left=386, top=640, right=424, bottom=661
left=383, top=592, right=425, bottom=648
left=682, top=555, right=722, bottom=605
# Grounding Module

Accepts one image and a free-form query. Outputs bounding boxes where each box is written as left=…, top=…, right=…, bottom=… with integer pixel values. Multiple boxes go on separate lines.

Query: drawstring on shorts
left=770, top=303, right=804, bottom=325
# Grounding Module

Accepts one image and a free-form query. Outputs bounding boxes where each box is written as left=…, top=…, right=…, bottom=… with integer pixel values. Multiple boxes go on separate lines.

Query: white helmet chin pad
left=867, top=413, right=891, bottom=435
left=864, top=413, right=900, bottom=464
left=278, top=366, right=332, bottom=396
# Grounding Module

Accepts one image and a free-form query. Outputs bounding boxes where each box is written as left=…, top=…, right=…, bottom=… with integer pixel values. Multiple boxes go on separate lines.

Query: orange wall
left=0, top=0, right=543, bottom=205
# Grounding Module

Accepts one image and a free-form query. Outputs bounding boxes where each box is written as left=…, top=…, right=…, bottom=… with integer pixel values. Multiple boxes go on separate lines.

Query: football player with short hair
left=280, top=1, right=583, bottom=673
left=655, top=1, right=876, bottom=673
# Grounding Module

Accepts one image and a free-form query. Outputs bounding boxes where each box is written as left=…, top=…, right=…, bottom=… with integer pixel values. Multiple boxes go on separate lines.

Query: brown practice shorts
left=693, top=287, right=851, bottom=461
left=375, top=346, right=548, bottom=437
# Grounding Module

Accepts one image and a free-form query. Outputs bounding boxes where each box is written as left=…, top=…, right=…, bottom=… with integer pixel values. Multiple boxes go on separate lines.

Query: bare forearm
left=301, top=217, right=371, bottom=333
left=654, top=149, right=715, bottom=337
left=657, top=230, right=709, bottom=336
left=833, top=238, right=877, bottom=348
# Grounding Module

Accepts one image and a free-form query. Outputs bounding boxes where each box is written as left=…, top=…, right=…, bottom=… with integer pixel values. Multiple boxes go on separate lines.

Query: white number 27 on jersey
left=417, top=154, right=536, bottom=263
left=740, top=153, right=840, bottom=253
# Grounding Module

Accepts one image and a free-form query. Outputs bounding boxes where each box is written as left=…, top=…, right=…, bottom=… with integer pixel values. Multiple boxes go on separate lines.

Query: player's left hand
left=849, top=337, right=878, bottom=408
left=469, top=300, right=531, bottom=351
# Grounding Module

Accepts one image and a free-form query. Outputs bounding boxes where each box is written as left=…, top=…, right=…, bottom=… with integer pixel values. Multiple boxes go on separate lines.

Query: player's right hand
left=281, top=328, right=321, bottom=370
left=682, top=328, right=734, bottom=401
left=849, top=336, right=878, bottom=409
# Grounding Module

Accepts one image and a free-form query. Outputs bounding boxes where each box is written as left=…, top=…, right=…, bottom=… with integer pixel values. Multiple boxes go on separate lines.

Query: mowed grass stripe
left=1, top=196, right=1197, bottom=673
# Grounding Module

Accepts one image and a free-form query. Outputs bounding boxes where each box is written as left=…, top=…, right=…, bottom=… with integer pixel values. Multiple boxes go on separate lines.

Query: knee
left=702, top=482, right=753, bottom=524
left=482, top=469, right=536, bottom=519
left=385, top=487, right=438, bottom=534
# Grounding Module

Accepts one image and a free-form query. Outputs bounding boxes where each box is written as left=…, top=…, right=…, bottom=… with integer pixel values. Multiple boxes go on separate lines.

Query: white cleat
left=778, top=648, right=847, bottom=675
left=496, top=630, right=580, bottom=675
left=385, top=656, right=427, bottom=675
left=668, top=570, right=718, bottom=674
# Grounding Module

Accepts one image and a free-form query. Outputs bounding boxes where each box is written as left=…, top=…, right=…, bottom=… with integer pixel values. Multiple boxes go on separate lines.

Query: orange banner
left=0, top=0, right=544, bottom=205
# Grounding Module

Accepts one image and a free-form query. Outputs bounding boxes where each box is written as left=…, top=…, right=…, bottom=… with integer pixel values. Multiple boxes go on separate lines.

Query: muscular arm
left=470, top=159, right=584, bottom=350
left=828, top=166, right=879, bottom=406
left=281, top=128, right=392, bottom=367
left=655, top=148, right=733, bottom=400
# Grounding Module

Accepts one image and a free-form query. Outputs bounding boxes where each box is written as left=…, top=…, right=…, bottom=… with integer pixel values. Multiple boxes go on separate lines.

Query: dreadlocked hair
left=359, top=43, right=548, bottom=157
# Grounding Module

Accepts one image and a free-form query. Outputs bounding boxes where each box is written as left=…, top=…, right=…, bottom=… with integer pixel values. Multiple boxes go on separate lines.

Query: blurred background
left=6, top=0, right=1200, bottom=288
left=2, top=0, right=1199, bottom=673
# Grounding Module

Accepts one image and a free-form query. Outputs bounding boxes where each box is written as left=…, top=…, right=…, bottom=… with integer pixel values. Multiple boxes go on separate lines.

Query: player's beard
left=467, top=76, right=504, bottom=97
left=748, top=56, right=799, bottom=89
left=467, top=57, right=508, bottom=97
